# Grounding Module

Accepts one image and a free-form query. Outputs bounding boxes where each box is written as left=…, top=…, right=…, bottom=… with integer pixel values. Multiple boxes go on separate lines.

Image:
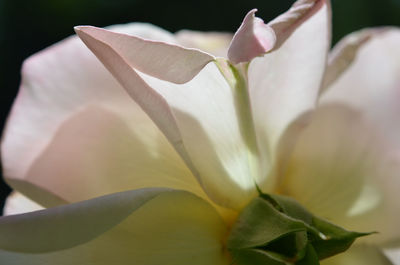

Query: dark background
left=0, top=0, right=399, bottom=212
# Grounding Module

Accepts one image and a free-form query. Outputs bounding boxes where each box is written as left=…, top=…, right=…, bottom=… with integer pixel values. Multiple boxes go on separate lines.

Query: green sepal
left=310, top=216, right=375, bottom=260
left=227, top=197, right=308, bottom=250
left=227, top=192, right=374, bottom=265
left=296, top=244, right=320, bottom=265
left=231, top=249, right=286, bottom=265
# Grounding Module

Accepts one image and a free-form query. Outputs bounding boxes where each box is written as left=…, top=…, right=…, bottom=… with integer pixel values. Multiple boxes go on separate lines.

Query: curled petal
left=75, top=26, right=214, bottom=84
left=228, top=9, right=276, bottom=64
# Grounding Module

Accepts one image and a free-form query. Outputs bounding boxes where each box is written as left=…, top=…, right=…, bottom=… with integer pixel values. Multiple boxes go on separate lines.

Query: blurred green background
left=0, top=0, right=399, bottom=212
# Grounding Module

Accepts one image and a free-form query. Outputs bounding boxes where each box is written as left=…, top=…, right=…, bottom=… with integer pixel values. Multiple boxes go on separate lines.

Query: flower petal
left=175, top=30, right=233, bottom=57
left=3, top=192, right=43, bottom=216
left=320, top=28, right=390, bottom=94
left=319, top=29, right=400, bottom=243
left=76, top=26, right=262, bottom=209
left=227, top=9, right=276, bottom=64
left=1, top=23, right=205, bottom=208
left=248, top=0, right=330, bottom=191
left=322, top=244, right=394, bottom=265
left=268, top=0, right=330, bottom=49
left=276, top=105, right=371, bottom=217
left=321, top=28, right=400, bottom=150
left=276, top=104, right=399, bottom=244
left=75, top=26, right=214, bottom=84
left=13, top=104, right=208, bottom=207
left=0, top=189, right=229, bottom=265
left=384, top=248, right=400, bottom=265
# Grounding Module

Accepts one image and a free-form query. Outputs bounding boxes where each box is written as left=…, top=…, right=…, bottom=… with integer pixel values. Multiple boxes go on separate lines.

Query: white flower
left=1, top=0, right=399, bottom=264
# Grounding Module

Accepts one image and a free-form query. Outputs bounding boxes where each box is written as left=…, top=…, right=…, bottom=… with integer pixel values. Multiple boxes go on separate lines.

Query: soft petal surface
left=3, top=192, right=44, bottom=216
left=76, top=26, right=263, bottom=209
left=320, top=29, right=400, bottom=243
left=227, top=9, right=276, bottom=64
left=0, top=189, right=229, bottom=265
left=175, top=30, right=232, bottom=57
left=268, top=0, right=329, bottom=49
left=1, top=23, right=207, bottom=208
left=321, top=28, right=400, bottom=149
left=17, top=104, right=208, bottom=206
left=322, top=244, right=394, bottom=265
left=275, top=104, right=400, bottom=244
left=248, top=0, right=330, bottom=191
left=385, top=248, right=400, bottom=265
left=320, top=28, right=390, bottom=94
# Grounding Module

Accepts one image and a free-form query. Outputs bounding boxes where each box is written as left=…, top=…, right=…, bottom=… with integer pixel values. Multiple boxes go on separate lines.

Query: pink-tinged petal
left=76, top=26, right=263, bottom=209
left=15, top=105, right=207, bottom=206
left=322, top=244, right=394, bottom=265
left=320, top=28, right=389, bottom=94
left=3, top=192, right=43, bottom=216
left=268, top=0, right=329, bottom=49
left=247, top=0, right=330, bottom=191
left=0, top=189, right=229, bottom=265
left=276, top=104, right=400, bottom=244
left=75, top=26, right=214, bottom=84
left=227, top=9, right=276, bottom=64
left=175, top=30, right=233, bottom=57
left=1, top=23, right=210, bottom=209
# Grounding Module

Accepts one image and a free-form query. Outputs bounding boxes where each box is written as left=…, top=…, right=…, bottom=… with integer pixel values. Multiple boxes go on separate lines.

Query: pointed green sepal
left=227, top=192, right=374, bottom=265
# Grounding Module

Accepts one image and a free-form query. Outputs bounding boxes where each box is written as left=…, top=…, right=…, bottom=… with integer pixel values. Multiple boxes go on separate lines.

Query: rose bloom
left=1, top=0, right=400, bottom=264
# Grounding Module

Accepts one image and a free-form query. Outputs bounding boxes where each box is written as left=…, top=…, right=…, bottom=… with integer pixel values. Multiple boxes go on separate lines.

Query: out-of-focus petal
left=319, top=29, right=400, bottom=244
left=13, top=105, right=208, bottom=208
left=248, top=0, right=330, bottom=191
left=322, top=244, right=394, bottom=265
left=384, top=248, right=400, bottom=265
left=175, top=30, right=232, bottom=57
left=76, top=26, right=263, bottom=209
left=275, top=105, right=389, bottom=236
left=321, top=28, right=400, bottom=148
left=1, top=23, right=203, bottom=208
left=3, top=192, right=43, bottom=216
left=320, top=28, right=390, bottom=94
left=227, top=9, right=276, bottom=64
left=0, top=189, right=229, bottom=265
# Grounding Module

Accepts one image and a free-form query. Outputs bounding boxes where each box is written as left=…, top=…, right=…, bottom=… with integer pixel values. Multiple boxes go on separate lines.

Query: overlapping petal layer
left=0, top=189, right=228, bottom=265
left=1, top=24, right=208, bottom=208
left=75, top=26, right=264, bottom=209
left=320, top=28, right=400, bottom=244
left=248, top=0, right=330, bottom=191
